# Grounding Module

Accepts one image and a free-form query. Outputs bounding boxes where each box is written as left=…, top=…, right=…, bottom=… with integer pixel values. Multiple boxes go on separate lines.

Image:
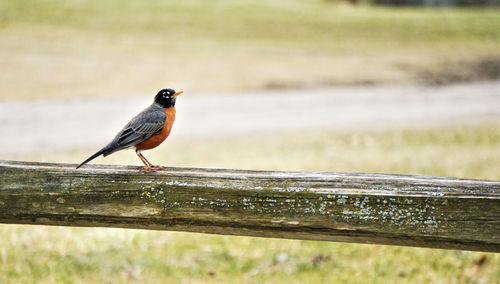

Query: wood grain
left=0, top=160, right=499, bottom=252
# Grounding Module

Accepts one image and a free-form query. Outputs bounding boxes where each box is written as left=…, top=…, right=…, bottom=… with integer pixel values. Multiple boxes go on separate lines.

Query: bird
left=76, top=88, right=182, bottom=172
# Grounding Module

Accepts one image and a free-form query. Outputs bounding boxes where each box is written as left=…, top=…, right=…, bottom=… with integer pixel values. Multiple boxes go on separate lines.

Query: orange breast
left=135, top=107, right=176, bottom=151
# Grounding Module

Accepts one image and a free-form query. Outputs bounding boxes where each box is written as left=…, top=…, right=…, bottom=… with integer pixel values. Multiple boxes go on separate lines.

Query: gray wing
left=103, top=105, right=166, bottom=156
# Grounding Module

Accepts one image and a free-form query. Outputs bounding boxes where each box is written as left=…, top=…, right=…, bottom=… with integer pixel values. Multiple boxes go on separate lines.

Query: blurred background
left=0, top=0, right=499, bottom=283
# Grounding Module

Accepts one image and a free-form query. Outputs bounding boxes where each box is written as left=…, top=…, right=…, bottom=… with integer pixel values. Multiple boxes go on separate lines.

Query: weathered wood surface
left=0, top=160, right=499, bottom=252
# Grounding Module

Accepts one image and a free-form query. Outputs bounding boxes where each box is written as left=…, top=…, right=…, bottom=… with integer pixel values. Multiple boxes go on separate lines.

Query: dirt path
left=0, top=81, right=498, bottom=155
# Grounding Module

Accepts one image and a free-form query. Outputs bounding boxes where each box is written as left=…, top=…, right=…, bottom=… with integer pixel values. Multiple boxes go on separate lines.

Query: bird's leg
left=140, top=153, right=162, bottom=169
left=136, top=151, right=162, bottom=172
left=136, top=152, right=153, bottom=172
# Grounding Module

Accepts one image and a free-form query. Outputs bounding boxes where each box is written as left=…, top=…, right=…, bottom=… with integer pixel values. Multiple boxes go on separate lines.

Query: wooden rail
left=0, top=160, right=499, bottom=252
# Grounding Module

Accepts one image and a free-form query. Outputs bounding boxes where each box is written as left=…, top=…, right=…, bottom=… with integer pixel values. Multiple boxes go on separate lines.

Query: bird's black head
left=154, top=88, right=183, bottom=108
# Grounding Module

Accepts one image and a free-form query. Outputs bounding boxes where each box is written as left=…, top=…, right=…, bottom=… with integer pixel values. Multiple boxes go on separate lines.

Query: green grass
left=1, top=1, right=497, bottom=51
left=0, top=0, right=498, bottom=101
left=0, top=226, right=498, bottom=284
left=2, top=0, right=498, bottom=52
left=1, top=124, right=498, bottom=283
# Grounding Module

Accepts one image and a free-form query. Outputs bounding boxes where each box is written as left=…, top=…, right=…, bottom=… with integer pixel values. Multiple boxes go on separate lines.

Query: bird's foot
left=140, top=165, right=163, bottom=172
left=140, top=167, right=157, bottom=173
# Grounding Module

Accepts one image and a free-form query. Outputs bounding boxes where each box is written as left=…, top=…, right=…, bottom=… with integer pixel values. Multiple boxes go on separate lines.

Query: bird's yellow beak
left=173, top=91, right=183, bottom=97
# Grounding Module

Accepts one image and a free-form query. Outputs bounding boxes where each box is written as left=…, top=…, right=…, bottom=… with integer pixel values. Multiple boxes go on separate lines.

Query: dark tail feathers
left=76, top=147, right=110, bottom=169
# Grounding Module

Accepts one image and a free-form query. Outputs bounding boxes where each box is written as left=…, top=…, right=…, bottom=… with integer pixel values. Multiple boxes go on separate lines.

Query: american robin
left=76, top=88, right=182, bottom=171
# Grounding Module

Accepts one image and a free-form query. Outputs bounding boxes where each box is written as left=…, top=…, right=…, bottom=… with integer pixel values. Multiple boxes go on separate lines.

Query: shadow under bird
left=76, top=88, right=183, bottom=171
